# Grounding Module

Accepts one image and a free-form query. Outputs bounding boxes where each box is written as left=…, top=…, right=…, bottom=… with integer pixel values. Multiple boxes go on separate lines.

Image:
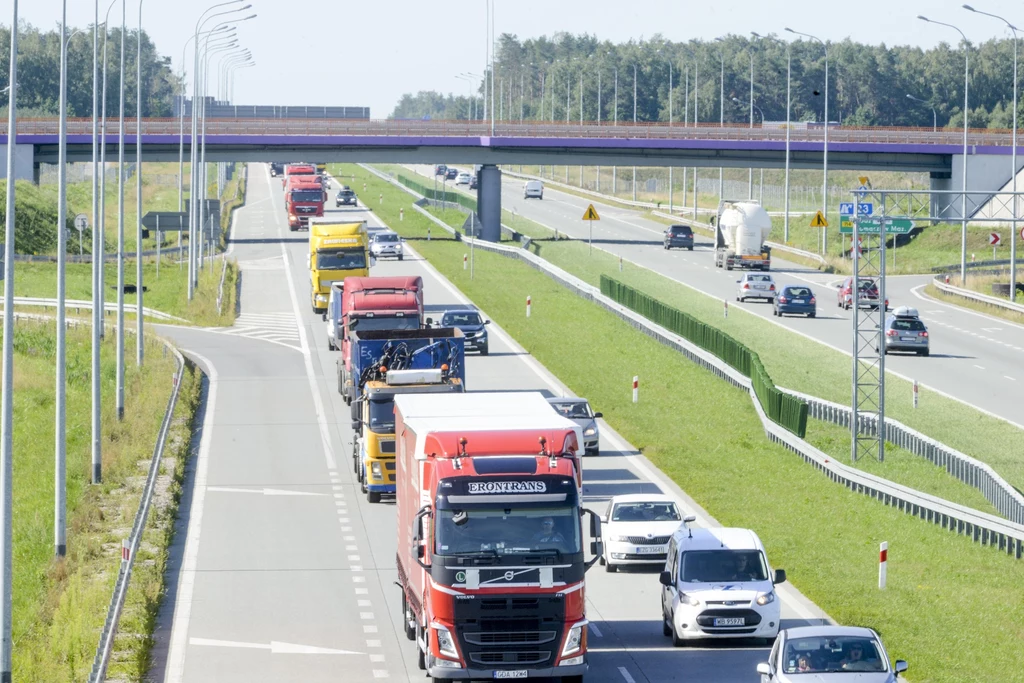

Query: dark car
left=440, top=309, right=490, bottom=355
left=336, top=188, right=357, bottom=207
left=663, top=225, right=694, bottom=250
left=469, top=174, right=478, bottom=190
left=445, top=167, right=459, bottom=180
left=884, top=306, right=929, bottom=356
left=434, top=164, right=447, bottom=176
left=838, top=276, right=888, bottom=311
left=773, top=285, right=817, bottom=318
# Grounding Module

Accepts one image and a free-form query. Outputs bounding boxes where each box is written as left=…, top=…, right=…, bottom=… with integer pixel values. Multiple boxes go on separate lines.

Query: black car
left=469, top=174, right=478, bottom=190
left=663, top=225, right=694, bottom=250
left=439, top=309, right=490, bottom=355
left=270, top=162, right=286, bottom=177
left=445, top=167, right=459, bottom=180
left=434, top=164, right=447, bottom=176
left=336, top=188, right=358, bottom=207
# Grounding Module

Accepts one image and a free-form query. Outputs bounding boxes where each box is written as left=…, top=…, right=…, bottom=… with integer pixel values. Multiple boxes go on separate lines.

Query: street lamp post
left=693, top=58, right=699, bottom=220
left=786, top=28, right=830, bottom=255
left=91, top=0, right=103, bottom=489
left=115, top=0, right=127, bottom=421
left=905, top=93, right=937, bottom=131
left=964, top=5, right=1018, bottom=300
left=918, top=15, right=971, bottom=283
left=55, top=0, right=70, bottom=561
left=136, top=0, right=145, bottom=368
left=747, top=42, right=756, bottom=200
left=613, top=65, right=618, bottom=193
left=714, top=38, right=725, bottom=208
left=99, top=0, right=118, bottom=340
left=632, top=63, right=638, bottom=202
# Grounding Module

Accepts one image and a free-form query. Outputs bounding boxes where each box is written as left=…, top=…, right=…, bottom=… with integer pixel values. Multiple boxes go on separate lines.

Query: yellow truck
left=308, top=220, right=370, bottom=313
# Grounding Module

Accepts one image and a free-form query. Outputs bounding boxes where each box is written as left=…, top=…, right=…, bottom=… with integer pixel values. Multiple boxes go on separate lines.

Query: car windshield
left=782, top=635, right=887, bottom=674
left=610, top=502, right=680, bottom=522
left=290, top=190, right=323, bottom=203
left=678, top=549, right=769, bottom=582
left=367, top=397, right=395, bottom=433
left=316, top=248, right=367, bottom=270
left=339, top=190, right=354, bottom=197
left=434, top=506, right=581, bottom=556
left=551, top=401, right=593, bottom=419
left=375, top=234, right=400, bottom=243
left=442, top=312, right=482, bottom=326
left=785, top=287, right=812, bottom=297
left=890, top=319, right=925, bottom=331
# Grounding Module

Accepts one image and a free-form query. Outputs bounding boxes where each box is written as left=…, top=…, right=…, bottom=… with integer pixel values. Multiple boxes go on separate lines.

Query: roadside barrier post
left=913, top=380, right=918, bottom=409
left=400, top=208, right=404, bottom=221
left=618, top=256, right=623, bottom=272
left=463, top=254, right=467, bottom=270
left=878, top=542, right=888, bottom=589
left=427, top=226, right=431, bottom=241
left=379, top=193, right=383, bottom=206
left=121, top=539, right=130, bottom=563
left=724, top=299, right=728, bottom=319
left=526, top=295, right=532, bottom=318
left=944, top=274, right=950, bottom=285
left=632, top=376, right=639, bottom=403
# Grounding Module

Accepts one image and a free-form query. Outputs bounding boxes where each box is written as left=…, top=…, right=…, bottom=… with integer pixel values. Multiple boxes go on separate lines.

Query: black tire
left=664, top=244, right=669, bottom=250
left=561, top=676, right=584, bottom=683
left=671, top=623, right=686, bottom=648
left=327, top=339, right=335, bottom=351
left=605, top=561, right=617, bottom=573
left=398, top=254, right=404, bottom=261
left=688, top=246, right=694, bottom=251
left=663, top=613, right=673, bottom=637
left=416, top=625, right=426, bottom=670
left=920, top=349, right=930, bottom=356
left=480, top=345, right=489, bottom=356
left=772, top=308, right=778, bottom=316
left=352, top=443, right=360, bottom=476
left=808, top=313, right=816, bottom=318
left=402, top=593, right=416, bottom=641
left=598, top=555, right=606, bottom=566
left=337, top=368, right=345, bottom=397
left=367, top=490, right=382, bottom=504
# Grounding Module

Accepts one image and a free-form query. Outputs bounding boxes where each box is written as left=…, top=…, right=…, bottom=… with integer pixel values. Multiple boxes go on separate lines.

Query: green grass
left=924, top=282, right=1024, bottom=325
left=5, top=320, right=179, bottom=680
left=340, top=162, right=1024, bottom=683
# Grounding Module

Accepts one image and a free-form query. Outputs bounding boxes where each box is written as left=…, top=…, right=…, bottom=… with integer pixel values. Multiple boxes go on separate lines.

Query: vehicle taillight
left=920, top=331, right=928, bottom=337
left=810, top=297, right=817, bottom=304
left=886, top=329, right=898, bottom=337
left=743, top=283, right=750, bottom=289
left=769, top=284, right=775, bottom=291
left=778, top=296, right=787, bottom=303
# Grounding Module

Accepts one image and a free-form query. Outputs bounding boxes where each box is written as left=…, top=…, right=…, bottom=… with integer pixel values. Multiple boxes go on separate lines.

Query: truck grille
left=464, top=631, right=557, bottom=646
left=624, top=535, right=670, bottom=545
left=296, top=206, right=317, bottom=214
left=452, top=594, right=565, bottom=672
left=470, top=651, right=550, bottom=665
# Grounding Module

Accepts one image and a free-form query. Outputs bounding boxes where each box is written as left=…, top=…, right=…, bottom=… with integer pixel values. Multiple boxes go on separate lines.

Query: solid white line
left=269, top=165, right=338, bottom=470
left=164, top=351, right=218, bottom=683
left=911, top=283, right=1024, bottom=332
left=618, top=666, right=637, bottom=683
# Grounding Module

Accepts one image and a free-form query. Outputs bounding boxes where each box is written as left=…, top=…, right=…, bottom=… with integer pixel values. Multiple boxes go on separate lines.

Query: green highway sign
left=838, top=218, right=914, bottom=235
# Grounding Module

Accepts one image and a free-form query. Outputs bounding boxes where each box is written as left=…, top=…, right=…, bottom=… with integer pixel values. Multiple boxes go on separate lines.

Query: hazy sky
left=3, top=0, right=1022, bottom=117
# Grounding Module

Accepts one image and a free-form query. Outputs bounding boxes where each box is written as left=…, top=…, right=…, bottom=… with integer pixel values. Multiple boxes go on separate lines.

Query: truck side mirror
left=412, top=506, right=432, bottom=570
left=584, top=509, right=603, bottom=571
left=659, top=571, right=672, bottom=587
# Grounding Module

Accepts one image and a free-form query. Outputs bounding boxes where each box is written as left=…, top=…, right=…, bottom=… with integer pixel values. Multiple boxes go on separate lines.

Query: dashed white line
left=588, top=623, right=603, bottom=638
left=974, top=365, right=986, bottom=370
left=618, top=666, right=637, bottom=683
left=1006, top=376, right=1016, bottom=381
left=360, top=612, right=375, bottom=620
left=363, top=625, right=378, bottom=633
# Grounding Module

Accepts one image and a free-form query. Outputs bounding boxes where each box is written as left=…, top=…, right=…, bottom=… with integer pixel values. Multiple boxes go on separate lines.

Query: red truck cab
left=285, top=175, right=326, bottom=231
left=394, top=392, right=601, bottom=683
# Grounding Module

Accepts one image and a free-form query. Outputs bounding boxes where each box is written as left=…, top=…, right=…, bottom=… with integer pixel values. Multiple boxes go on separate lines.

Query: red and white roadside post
left=618, top=256, right=623, bottom=272
left=913, top=380, right=919, bottom=409
left=121, top=539, right=130, bottom=563
left=724, top=299, right=728, bottom=319
left=463, top=254, right=468, bottom=270
left=400, top=208, right=404, bottom=221
left=379, top=193, right=383, bottom=206
left=878, top=542, right=888, bottom=589
left=526, top=295, right=532, bottom=318
left=632, top=376, right=639, bottom=403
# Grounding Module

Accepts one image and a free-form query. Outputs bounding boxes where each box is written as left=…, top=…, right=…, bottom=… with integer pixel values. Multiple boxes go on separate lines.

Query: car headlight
left=433, top=625, right=459, bottom=660
left=583, top=427, right=596, bottom=437
left=395, top=244, right=403, bottom=251
left=370, top=461, right=382, bottom=478
left=678, top=592, right=700, bottom=607
left=560, top=621, right=586, bottom=657
left=756, top=591, right=775, bottom=606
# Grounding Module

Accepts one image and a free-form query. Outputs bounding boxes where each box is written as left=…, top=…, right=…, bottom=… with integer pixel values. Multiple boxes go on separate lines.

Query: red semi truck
left=336, top=276, right=426, bottom=404
left=285, top=175, right=327, bottom=231
left=394, top=392, right=601, bottom=683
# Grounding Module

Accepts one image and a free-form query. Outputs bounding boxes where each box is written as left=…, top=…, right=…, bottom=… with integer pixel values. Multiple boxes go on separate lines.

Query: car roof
left=672, top=526, right=762, bottom=550
left=783, top=625, right=880, bottom=640
left=608, top=493, right=677, bottom=504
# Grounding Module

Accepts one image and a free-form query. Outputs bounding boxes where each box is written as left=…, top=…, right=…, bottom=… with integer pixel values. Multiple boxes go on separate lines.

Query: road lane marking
left=588, top=623, right=603, bottom=638
left=975, top=365, right=986, bottom=370
left=1006, top=376, right=1016, bottom=381
left=206, top=486, right=326, bottom=497
left=618, top=667, right=637, bottom=683
left=165, top=351, right=218, bottom=683
left=912, top=284, right=1024, bottom=332
left=189, top=637, right=363, bottom=656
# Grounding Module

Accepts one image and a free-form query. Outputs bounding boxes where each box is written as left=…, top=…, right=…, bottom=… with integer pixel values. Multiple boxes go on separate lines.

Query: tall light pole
left=115, top=0, right=127, bottom=421
left=135, top=0, right=145, bottom=368
left=659, top=48, right=674, bottom=211
left=747, top=38, right=757, bottom=200
left=905, top=93, right=937, bottom=131
left=55, top=0, right=71, bottom=559
left=612, top=63, right=618, bottom=193
left=1, top=1, right=17, bottom=674
left=456, top=74, right=474, bottom=119
left=91, top=0, right=104, bottom=488
left=786, top=28, right=830, bottom=255
left=755, top=32, right=791, bottom=239
left=180, top=26, right=232, bottom=211
left=693, top=58, right=700, bottom=220
left=714, top=37, right=725, bottom=206
left=633, top=62, right=638, bottom=201
left=99, top=0, right=118, bottom=340
left=683, top=63, right=689, bottom=211
left=964, top=5, right=1018, bottom=300
left=918, top=16, right=971, bottom=283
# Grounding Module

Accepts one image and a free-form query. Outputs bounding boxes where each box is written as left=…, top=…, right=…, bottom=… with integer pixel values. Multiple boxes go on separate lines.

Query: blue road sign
left=840, top=202, right=855, bottom=216
left=858, top=202, right=873, bottom=216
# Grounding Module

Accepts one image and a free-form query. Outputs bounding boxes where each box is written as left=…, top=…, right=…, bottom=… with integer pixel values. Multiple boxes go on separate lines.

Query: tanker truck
left=712, top=200, right=773, bottom=271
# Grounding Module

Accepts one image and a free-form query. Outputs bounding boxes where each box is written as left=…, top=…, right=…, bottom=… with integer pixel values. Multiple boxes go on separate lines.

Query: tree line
left=391, top=31, right=1024, bottom=129
left=0, top=22, right=179, bottom=118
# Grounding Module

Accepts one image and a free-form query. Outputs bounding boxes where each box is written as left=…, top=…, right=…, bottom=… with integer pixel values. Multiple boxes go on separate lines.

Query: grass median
left=4, top=319, right=187, bottom=680
left=341, top=161, right=1023, bottom=683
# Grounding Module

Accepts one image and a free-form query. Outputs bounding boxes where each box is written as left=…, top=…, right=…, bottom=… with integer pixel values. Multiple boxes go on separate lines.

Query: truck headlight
left=756, top=591, right=775, bottom=606
left=560, top=621, right=586, bottom=657
left=433, top=625, right=459, bottom=660
left=370, top=461, right=383, bottom=479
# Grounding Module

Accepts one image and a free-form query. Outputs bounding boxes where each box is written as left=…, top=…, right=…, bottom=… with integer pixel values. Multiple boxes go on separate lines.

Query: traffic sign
left=839, top=203, right=854, bottom=216
left=839, top=203, right=873, bottom=216
left=810, top=211, right=828, bottom=228
left=582, top=204, right=600, bottom=221
left=858, top=176, right=871, bottom=187
left=1020, top=225, right=1024, bottom=242
left=990, top=232, right=1001, bottom=246
left=838, top=218, right=914, bottom=234
left=73, top=213, right=88, bottom=232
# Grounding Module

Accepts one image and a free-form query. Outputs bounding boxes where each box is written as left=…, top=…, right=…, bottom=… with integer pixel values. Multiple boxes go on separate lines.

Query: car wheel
left=737, top=296, right=742, bottom=302
left=663, top=611, right=673, bottom=637
left=772, top=308, right=778, bottom=316
left=560, top=676, right=583, bottom=683
left=480, top=345, right=489, bottom=356
left=402, top=592, right=416, bottom=641
left=664, top=244, right=669, bottom=250
left=398, top=254, right=404, bottom=261
left=671, top=623, right=686, bottom=648
left=605, top=561, right=617, bottom=573
left=688, top=246, right=694, bottom=251
left=367, top=490, right=382, bottom=504
left=808, top=312, right=816, bottom=318
left=920, top=349, right=930, bottom=356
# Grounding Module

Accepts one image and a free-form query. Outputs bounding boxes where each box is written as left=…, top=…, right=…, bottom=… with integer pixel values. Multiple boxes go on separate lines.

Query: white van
left=524, top=180, right=544, bottom=200
left=659, top=524, right=786, bottom=645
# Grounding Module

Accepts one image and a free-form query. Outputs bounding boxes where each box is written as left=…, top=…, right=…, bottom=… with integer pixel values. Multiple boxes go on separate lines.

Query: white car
left=736, top=272, right=777, bottom=303
left=369, top=230, right=404, bottom=261
left=455, top=172, right=471, bottom=186
left=660, top=525, right=786, bottom=644
left=524, top=180, right=544, bottom=199
left=757, top=625, right=908, bottom=681
left=601, top=494, right=687, bottom=572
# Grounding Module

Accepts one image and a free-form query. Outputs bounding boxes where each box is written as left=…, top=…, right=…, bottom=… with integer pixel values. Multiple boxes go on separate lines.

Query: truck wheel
left=338, top=368, right=346, bottom=397
left=352, top=442, right=360, bottom=475
left=402, top=593, right=416, bottom=641
left=416, top=625, right=426, bottom=670
left=367, top=490, right=381, bottom=504
left=327, top=339, right=335, bottom=351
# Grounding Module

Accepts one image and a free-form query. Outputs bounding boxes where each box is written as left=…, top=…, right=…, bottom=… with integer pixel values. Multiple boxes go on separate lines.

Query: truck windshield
left=317, top=248, right=367, bottom=270
left=351, top=316, right=420, bottom=332
left=435, top=506, right=580, bottom=557
left=290, top=190, right=323, bottom=203
left=367, top=397, right=395, bottom=433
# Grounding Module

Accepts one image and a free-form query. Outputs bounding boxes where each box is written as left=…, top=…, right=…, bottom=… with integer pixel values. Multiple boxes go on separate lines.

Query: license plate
left=753, top=285, right=766, bottom=289
left=900, top=336, right=916, bottom=341
left=713, top=617, right=746, bottom=627
left=793, top=299, right=805, bottom=304
left=634, top=546, right=663, bottom=554
left=494, top=671, right=528, bottom=679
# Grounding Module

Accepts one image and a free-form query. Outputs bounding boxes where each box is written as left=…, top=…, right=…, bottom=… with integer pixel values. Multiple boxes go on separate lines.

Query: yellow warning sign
left=810, top=211, right=829, bottom=228
left=858, top=176, right=871, bottom=187
left=582, top=204, right=601, bottom=221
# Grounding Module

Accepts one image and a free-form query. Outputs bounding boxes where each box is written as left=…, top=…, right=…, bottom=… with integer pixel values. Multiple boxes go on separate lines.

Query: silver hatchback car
left=736, top=273, right=777, bottom=303
left=883, top=306, right=929, bottom=356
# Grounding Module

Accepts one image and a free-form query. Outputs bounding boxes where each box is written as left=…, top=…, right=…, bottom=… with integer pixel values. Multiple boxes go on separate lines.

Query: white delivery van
left=524, top=180, right=544, bottom=199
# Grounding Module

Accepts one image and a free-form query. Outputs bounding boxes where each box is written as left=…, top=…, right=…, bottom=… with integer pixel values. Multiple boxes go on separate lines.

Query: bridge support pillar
left=476, top=164, right=501, bottom=242
left=0, top=144, right=37, bottom=183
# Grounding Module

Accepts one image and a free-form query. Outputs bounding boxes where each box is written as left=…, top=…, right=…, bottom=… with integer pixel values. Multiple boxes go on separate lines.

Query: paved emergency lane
left=153, top=163, right=829, bottom=683
left=407, top=164, right=1024, bottom=428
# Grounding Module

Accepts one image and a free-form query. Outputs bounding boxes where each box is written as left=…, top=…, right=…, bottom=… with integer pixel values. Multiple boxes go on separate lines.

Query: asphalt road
left=148, top=164, right=831, bottom=683
left=410, top=164, right=1024, bottom=429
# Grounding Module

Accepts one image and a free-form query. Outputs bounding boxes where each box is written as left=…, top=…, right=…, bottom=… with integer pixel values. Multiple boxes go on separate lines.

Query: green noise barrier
left=600, top=275, right=808, bottom=438
left=396, top=173, right=478, bottom=212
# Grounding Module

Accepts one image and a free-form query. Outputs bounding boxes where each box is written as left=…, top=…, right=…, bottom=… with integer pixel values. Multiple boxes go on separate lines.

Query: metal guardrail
left=783, top=387, right=1024, bottom=525
left=931, top=275, right=1024, bottom=315
left=216, top=256, right=229, bottom=316
left=7, top=117, right=1021, bottom=147
left=373, top=163, right=1024, bottom=559
left=10, top=296, right=187, bottom=322
left=89, top=339, right=186, bottom=683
